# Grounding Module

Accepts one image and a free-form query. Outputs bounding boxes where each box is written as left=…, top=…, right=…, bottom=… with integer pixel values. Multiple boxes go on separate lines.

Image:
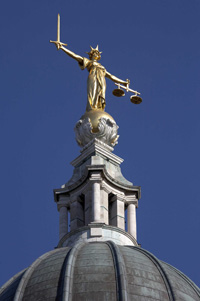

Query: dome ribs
left=159, top=261, right=200, bottom=300
left=0, top=270, right=26, bottom=301
left=124, top=246, right=175, bottom=301
left=13, top=248, right=63, bottom=301
left=13, top=248, right=70, bottom=301
left=71, top=242, right=117, bottom=301
left=1, top=243, right=200, bottom=300
left=61, top=241, right=86, bottom=301
left=55, top=248, right=73, bottom=300
left=106, top=241, right=129, bottom=301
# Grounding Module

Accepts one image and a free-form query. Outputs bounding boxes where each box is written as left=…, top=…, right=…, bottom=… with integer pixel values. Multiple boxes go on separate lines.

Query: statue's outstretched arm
left=59, top=45, right=83, bottom=64
left=50, top=40, right=84, bottom=65
left=105, top=71, right=128, bottom=85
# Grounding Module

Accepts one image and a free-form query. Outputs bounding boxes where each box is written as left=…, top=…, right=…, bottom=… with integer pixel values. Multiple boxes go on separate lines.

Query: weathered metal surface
left=0, top=271, right=25, bottom=301
left=72, top=242, right=117, bottom=301
left=119, top=246, right=170, bottom=300
left=1, top=242, right=200, bottom=301
left=160, top=261, right=200, bottom=300
left=22, top=248, right=71, bottom=301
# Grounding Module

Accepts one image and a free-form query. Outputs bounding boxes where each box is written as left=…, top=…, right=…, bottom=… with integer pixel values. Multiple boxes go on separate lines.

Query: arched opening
left=79, top=194, right=85, bottom=226
left=108, top=193, right=115, bottom=226
left=125, top=205, right=128, bottom=232
left=68, top=208, right=71, bottom=232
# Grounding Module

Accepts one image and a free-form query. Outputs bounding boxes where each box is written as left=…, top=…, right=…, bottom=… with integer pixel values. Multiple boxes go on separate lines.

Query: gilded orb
left=75, top=109, right=119, bottom=147
left=81, top=109, right=115, bottom=133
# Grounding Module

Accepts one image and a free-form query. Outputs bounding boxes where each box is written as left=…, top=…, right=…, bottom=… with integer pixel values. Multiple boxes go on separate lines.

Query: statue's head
left=87, top=45, right=102, bottom=61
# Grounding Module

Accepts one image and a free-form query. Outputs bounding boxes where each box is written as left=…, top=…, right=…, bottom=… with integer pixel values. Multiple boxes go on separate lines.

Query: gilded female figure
left=53, top=43, right=129, bottom=112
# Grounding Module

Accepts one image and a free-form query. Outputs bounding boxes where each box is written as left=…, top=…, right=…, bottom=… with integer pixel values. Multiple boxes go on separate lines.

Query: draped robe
left=79, top=58, right=106, bottom=111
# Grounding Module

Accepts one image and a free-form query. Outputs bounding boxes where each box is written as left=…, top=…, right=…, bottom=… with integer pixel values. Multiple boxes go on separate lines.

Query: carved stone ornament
left=74, top=116, right=119, bottom=148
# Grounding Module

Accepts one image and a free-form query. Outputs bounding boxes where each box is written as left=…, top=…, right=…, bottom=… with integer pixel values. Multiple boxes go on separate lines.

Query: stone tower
left=54, top=109, right=140, bottom=249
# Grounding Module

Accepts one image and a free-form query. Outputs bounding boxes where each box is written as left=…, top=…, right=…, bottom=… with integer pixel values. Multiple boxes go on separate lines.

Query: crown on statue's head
left=86, top=45, right=102, bottom=60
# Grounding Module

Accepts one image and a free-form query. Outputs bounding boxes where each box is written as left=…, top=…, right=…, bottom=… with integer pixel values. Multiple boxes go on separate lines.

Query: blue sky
left=0, top=0, right=200, bottom=287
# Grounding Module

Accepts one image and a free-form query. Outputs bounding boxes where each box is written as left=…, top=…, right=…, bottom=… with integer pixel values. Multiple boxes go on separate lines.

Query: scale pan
left=112, top=89, right=125, bottom=97
left=130, top=95, right=142, bottom=104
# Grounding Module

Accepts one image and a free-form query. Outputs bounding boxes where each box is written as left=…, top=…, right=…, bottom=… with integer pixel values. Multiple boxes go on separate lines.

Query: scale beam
left=114, top=82, right=140, bottom=95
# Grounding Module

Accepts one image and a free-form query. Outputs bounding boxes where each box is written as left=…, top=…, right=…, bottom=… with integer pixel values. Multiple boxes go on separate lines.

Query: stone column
left=92, top=182, right=101, bottom=222
left=84, top=190, right=92, bottom=225
left=109, top=195, right=125, bottom=230
left=100, top=189, right=109, bottom=224
left=70, top=199, right=85, bottom=231
left=59, top=206, right=68, bottom=240
left=127, top=203, right=137, bottom=239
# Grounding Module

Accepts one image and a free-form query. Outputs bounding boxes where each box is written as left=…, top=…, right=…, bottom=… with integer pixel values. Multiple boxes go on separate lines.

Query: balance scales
left=112, top=81, right=142, bottom=104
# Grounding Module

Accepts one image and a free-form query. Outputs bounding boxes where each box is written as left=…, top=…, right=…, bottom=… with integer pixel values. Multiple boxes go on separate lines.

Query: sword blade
left=57, top=13, right=60, bottom=42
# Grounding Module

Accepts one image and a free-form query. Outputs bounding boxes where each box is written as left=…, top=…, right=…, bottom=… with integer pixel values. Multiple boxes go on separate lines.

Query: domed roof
left=1, top=241, right=200, bottom=301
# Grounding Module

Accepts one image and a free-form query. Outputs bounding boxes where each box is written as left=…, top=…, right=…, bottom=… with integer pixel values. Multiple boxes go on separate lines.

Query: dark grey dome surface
left=1, top=241, right=200, bottom=301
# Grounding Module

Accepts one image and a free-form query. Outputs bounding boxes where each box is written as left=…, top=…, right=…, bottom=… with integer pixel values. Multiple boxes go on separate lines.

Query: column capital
left=89, top=171, right=102, bottom=182
left=57, top=202, right=69, bottom=211
left=126, top=194, right=138, bottom=207
left=57, top=196, right=70, bottom=211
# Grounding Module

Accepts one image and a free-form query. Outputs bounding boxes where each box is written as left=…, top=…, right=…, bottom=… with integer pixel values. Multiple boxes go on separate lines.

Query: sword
left=50, top=14, right=67, bottom=50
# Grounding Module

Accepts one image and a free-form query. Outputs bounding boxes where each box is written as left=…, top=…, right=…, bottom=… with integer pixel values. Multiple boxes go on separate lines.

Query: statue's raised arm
left=52, top=42, right=83, bottom=65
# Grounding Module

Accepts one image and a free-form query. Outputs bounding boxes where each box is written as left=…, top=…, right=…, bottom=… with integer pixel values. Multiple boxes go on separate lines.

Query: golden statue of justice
left=50, top=14, right=142, bottom=112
